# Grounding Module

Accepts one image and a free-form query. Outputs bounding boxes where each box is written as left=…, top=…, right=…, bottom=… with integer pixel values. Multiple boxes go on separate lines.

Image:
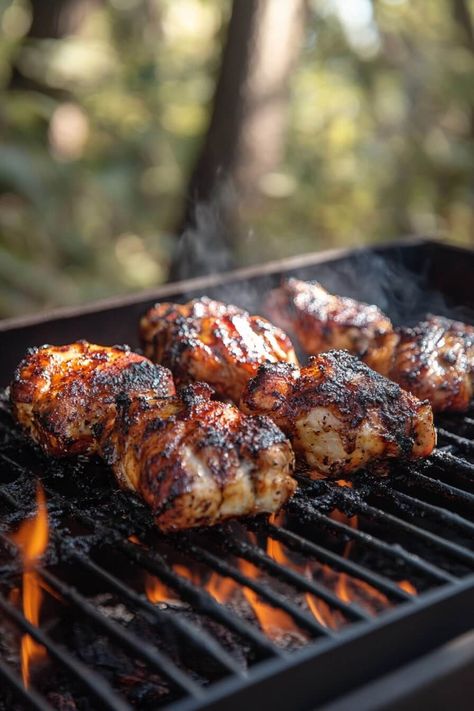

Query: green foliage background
left=0, top=0, right=473, bottom=318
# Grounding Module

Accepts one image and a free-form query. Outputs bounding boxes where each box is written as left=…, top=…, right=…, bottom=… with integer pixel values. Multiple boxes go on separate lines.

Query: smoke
left=171, top=182, right=238, bottom=282
left=301, top=249, right=443, bottom=327
left=170, top=189, right=472, bottom=326
left=307, top=248, right=474, bottom=326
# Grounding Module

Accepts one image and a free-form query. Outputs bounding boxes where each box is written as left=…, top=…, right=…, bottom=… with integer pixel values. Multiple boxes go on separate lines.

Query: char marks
left=140, top=297, right=299, bottom=402
left=10, top=341, right=296, bottom=532
left=266, top=278, right=393, bottom=358
left=365, top=315, right=474, bottom=413
left=241, top=350, right=436, bottom=478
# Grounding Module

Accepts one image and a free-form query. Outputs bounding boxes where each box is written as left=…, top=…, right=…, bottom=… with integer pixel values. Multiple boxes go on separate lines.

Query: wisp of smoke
left=171, top=190, right=472, bottom=326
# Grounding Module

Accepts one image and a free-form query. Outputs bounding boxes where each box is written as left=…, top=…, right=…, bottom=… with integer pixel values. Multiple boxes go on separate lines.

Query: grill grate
left=1, top=390, right=474, bottom=710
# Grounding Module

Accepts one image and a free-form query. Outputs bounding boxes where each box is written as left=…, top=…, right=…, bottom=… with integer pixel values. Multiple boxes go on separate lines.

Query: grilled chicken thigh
left=266, top=278, right=393, bottom=358
left=11, top=342, right=296, bottom=531
left=100, top=382, right=296, bottom=532
left=241, top=351, right=436, bottom=478
left=268, top=278, right=474, bottom=413
left=364, top=315, right=474, bottom=413
left=10, top=341, right=175, bottom=457
left=140, top=297, right=298, bottom=402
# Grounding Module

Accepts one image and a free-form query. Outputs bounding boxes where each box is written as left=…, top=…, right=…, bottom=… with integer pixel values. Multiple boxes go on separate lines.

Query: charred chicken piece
left=364, top=315, right=474, bottom=413
left=140, top=297, right=299, bottom=402
left=240, top=351, right=436, bottom=478
left=10, top=341, right=175, bottom=457
left=11, top=342, right=296, bottom=531
left=266, top=278, right=393, bottom=358
left=100, top=382, right=296, bottom=532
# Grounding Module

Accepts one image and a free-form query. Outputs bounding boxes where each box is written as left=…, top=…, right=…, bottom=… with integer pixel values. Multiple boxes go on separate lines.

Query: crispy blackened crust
left=365, top=315, right=474, bottom=413
left=266, top=278, right=393, bottom=358
left=10, top=342, right=296, bottom=532
left=139, top=297, right=298, bottom=402
left=100, top=382, right=296, bottom=532
left=241, top=350, right=436, bottom=477
left=10, top=340, right=175, bottom=456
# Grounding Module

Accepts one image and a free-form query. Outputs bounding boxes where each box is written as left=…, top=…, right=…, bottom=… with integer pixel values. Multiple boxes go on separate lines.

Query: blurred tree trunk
left=171, top=0, right=305, bottom=280
left=10, top=0, right=100, bottom=89
left=27, top=0, right=97, bottom=38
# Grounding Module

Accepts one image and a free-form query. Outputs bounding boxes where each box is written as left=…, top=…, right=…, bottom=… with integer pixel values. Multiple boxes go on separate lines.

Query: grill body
left=0, top=238, right=473, bottom=710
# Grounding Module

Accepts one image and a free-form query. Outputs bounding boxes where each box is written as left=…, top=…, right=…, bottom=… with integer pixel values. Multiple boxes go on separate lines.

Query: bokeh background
left=0, top=0, right=473, bottom=319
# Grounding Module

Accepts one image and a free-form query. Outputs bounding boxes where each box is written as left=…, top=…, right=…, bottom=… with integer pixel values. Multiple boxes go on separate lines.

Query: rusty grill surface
left=0, top=241, right=474, bottom=710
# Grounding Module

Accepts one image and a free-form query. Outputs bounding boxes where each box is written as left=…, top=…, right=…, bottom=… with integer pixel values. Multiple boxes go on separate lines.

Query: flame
left=305, top=589, right=338, bottom=629
left=11, top=483, right=48, bottom=688
left=238, top=556, right=297, bottom=638
left=268, top=510, right=286, bottom=526
left=144, top=564, right=204, bottom=604
left=398, top=579, right=417, bottom=595
left=205, top=573, right=237, bottom=604
left=202, top=541, right=299, bottom=636
left=145, top=573, right=174, bottom=603
left=173, top=564, right=200, bottom=584
left=336, top=572, right=389, bottom=610
left=267, top=538, right=341, bottom=630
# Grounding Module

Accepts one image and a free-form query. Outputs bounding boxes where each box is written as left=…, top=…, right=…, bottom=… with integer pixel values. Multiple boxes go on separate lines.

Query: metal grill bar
left=430, top=450, right=474, bottom=478
left=0, top=657, right=55, bottom=711
left=119, top=540, right=285, bottom=660
left=0, top=524, right=203, bottom=700
left=0, top=241, right=473, bottom=711
left=258, top=522, right=412, bottom=602
left=395, top=469, right=474, bottom=509
left=171, top=541, right=335, bottom=637
left=287, top=497, right=457, bottom=584
left=74, top=555, right=246, bottom=678
left=1, top=400, right=474, bottom=709
left=295, top=477, right=474, bottom=568
left=352, top=499, right=474, bottom=568
left=38, top=567, right=205, bottom=699
left=0, top=592, right=132, bottom=711
left=2, top=467, right=284, bottom=671
left=40, top=484, right=286, bottom=662
left=371, top=484, right=474, bottom=537
left=0, top=487, right=238, bottom=696
left=437, top=427, right=474, bottom=454
left=222, top=536, right=371, bottom=622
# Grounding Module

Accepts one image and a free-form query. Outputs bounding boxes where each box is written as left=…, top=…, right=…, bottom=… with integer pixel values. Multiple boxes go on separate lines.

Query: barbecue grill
left=0, top=237, right=473, bottom=710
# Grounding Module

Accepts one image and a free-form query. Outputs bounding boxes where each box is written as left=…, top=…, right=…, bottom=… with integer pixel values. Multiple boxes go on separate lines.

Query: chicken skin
left=140, top=297, right=298, bottom=402
left=100, top=382, right=296, bottom=532
left=10, top=340, right=175, bottom=457
left=266, top=278, right=393, bottom=358
left=364, top=315, right=474, bottom=413
left=11, top=343, right=296, bottom=531
left=267, top=278, right=474, bottom=414
left=240, top=351, right=436, bottom=478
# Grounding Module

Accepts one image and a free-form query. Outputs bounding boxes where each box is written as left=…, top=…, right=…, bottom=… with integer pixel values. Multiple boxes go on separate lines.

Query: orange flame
left=173, top=564, right=200, bottom=585
left=238, top=556, right=297, bottom=638
left=305, top=588, right=338, bottom=629
left=205, top=573, right=237, bottom=604
left=11, top=483, right=48, bottom=688
left=144, top=564, right=204, bottom=604
left=145, top=573, right=174, bottom=603
left=268, top=538, right=340, bottom=630
left=398, top=579, right=417, bottom=595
